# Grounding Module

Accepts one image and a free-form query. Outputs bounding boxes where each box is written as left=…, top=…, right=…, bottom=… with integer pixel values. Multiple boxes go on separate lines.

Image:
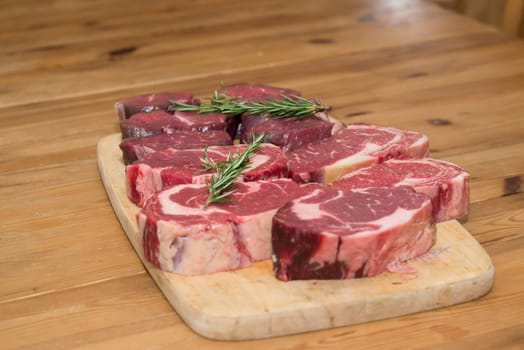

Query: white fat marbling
left=290, top=189, right=345, bottom=224
left=246, top=154, right=270, bottom=171
left=158, top=184, right=229, bottom=216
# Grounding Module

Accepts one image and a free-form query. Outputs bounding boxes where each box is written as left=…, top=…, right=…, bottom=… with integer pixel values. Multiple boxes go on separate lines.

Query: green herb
left=203, top=133, right=265, bottom=209
left=169, top=90, right=330, bottom=118
left=196, top=146, right=226, bottom=174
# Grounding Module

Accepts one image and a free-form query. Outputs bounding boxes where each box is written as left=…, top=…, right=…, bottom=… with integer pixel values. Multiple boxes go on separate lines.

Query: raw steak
left=127, top=143, right=289, bottom=206
left=220, top=83, right=301, bottom=103
left=138, top=179, right=314, bottom=275
left=222, top=83, right=304, bottom=141
left=120, top=110, right=176, bottom=139
left=332, top=158, right=470, bottom=222
left=169, top=110, right=239, bottom=139
left=114, top=92, right=197, bottom=120
left=288, top=123, right=429, bottom=184
left=120, top=110, right=238, bottom=139
left=272, top=186, right=436, bottom=281
left=241, top=114, right=344, bottom=152
left=220, top=83, right=344, bottom=151
left=119, top=130, right=232, bottom=164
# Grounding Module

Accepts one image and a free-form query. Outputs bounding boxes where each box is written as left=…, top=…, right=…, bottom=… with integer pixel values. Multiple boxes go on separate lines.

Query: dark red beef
left=120, top=110, right=238, bottom=140
left=220, top=83, right=301, bottom=103
left=221, top=83, right=343, bottom=151
left=120, top=110, right=176, bottom=139
left=169, top=111, right=239, bottom=139
left=331, top=158, right=470, bottom=222
left=241, top=114, right=343, bottom=152
left=239, top=113, right=266, bottom=139
left=126, top=143, right=289, bottom=206
left=114, top=92, right=197, bottom=120
left=221, top=83, right=302, bottom=138
left=118, top=130, right=232, bottom=164
left=288, top=123, right=429, bottom=184
left=272, top=186, right=436, bottom=281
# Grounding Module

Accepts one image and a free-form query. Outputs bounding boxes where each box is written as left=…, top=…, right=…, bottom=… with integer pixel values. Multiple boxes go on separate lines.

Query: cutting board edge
left=97, top=133, right=495, bottom=341
left=170, top=264, right=495, bottom=341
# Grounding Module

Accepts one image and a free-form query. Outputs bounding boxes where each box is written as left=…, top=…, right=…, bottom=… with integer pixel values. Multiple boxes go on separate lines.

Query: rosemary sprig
left=196, top=146, right=227, bottom=174
left=203, top=133, right=265, bottom=209
left=169, top=90, right=330, bottom=119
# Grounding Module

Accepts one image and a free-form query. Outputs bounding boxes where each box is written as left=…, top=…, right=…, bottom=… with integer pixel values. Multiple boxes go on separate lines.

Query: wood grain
left=1, top=0, right=523, bottom=348
left=0, top=0, right=491, bottom=108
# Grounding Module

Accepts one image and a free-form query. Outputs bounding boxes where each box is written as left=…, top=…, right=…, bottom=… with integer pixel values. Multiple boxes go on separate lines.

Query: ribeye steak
left=138, top=179, right=314, bottom=275
left=332, top=158, right=470, bottom=222
left=127, top=143, right=288, bottom=206
left=272, top=186, right=436, bottom=281
left=288, top=123, right=429, bottom=184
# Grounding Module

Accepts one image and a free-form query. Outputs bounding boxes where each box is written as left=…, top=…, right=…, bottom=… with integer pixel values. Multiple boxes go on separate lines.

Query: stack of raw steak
left=115, top=92, right=197, bottom=120
left=221, top=83, right=344, bottom=151
left=119, top=130, right=232, bottom=164
left=114, top=84, right=470, bottom=280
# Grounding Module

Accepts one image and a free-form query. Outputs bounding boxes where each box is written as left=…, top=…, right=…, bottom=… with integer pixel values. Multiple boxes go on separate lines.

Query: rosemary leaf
left=169, top=90, right=330, bottom=119
left=196, top=145, right=229, bottom=174
left=203, top=133, right=265, bottom=209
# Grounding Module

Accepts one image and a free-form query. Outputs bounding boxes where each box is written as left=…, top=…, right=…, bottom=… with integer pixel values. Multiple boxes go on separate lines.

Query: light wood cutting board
left=96, top=133, right=494, bottom=341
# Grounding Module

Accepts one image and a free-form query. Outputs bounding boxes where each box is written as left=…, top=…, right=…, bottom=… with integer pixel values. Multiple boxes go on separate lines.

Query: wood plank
left=0, top=159, right=144, bottom=302
left=0, top=274, right=180, bottom=350
left=0, top=0, right=490, bottom=108
left=0, top=197, right=144, bottom=303
left=4, top=35, right=524, bottom=200
left=443, top=142, right=524, bottom=203
left=2, top=33, right=522, bottom=166
left=0, top=236, right=520, bottom=349
left=464, top=192, right=524, bottom=246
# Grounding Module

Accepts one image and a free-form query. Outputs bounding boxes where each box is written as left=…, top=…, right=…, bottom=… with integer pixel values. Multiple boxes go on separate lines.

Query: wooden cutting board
left=97, top=133, right=494, bottom=341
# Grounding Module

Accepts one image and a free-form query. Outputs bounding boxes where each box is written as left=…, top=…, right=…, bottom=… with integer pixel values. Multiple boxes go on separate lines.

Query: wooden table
left=1, top=0, right=523, bottom=348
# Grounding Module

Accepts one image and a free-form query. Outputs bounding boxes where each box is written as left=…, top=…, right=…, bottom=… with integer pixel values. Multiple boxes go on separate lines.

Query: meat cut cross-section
left=272, top=186, right=436, bottom=281
left=126, top=143, right=289, bottom=206
left=138, top=179, right=315, bottom=275
left=332, top=158, right=470, bottom=222
left=110, top=85, right=472, bottom=282
left=288, top=123, right=429, bottom=184
left=118, top=130, right=233, bottom=164
left=220, top=83, right=301, bottom=103
left=114, top=92, right=197, bottom=120
left=217, top=83, right=344, bottom=151
left=120, top=110, right=238, bottom=140
left=241, top=114, right=343, bottom=152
